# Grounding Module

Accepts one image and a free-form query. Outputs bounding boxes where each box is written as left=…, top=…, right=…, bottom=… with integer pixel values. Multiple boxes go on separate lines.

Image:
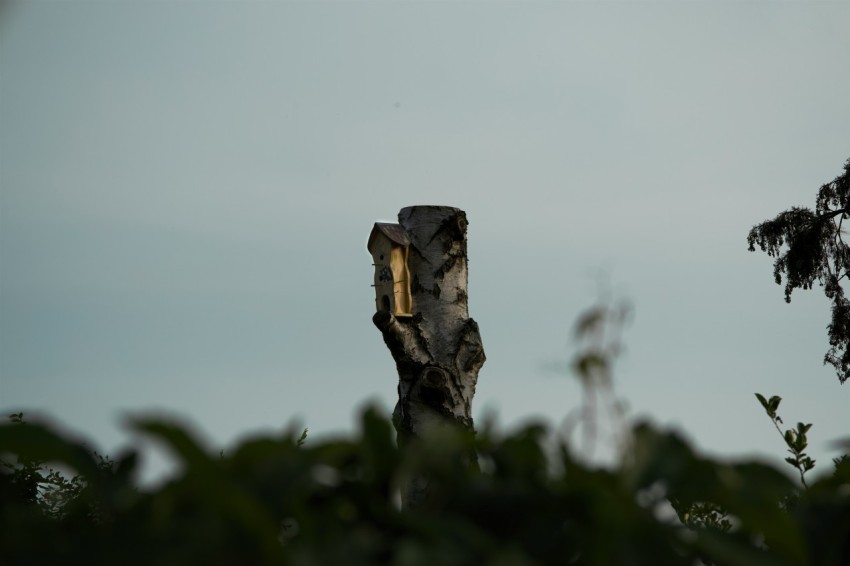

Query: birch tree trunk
left=372, top=206, right=486, bottom=508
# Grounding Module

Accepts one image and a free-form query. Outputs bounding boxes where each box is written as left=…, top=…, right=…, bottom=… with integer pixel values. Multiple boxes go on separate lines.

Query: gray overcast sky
left=1, top=1, right=848, bottom=480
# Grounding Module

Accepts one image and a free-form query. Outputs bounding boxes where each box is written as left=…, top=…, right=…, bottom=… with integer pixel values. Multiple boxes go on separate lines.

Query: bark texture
left=372, top=206, right=486, bottom=507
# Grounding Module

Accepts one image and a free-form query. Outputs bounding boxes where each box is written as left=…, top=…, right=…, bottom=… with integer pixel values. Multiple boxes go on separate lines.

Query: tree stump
left=371, top=206, right=486, bottom=508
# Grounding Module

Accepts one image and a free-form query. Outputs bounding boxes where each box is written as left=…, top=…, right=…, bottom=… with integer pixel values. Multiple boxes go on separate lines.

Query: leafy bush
left=3, top=301, right=849, bottom=564
left=1, top=405, right=848, bottom=565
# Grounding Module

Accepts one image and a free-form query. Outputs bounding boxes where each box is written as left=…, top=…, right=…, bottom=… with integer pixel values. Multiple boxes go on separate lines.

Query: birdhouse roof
left=368, top=223, right=411, bottom=252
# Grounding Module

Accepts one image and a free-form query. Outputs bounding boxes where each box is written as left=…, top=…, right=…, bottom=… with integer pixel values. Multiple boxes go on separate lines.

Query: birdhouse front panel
left=372, top=237, right=396, bottom=313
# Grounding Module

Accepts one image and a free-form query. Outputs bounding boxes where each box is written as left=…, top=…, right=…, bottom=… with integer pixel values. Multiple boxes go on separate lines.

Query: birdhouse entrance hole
left=381, top=295, right=391, bottom=312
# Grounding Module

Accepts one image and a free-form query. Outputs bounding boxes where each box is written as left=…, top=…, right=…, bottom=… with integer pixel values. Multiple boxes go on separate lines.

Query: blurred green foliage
left=1, top=405, right=848, bottom=565
left=3, top=300, right=849, bottom=564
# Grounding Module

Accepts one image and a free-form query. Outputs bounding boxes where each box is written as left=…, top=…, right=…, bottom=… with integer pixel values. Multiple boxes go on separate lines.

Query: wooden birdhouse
left=367, top=222, right=413, bottom=317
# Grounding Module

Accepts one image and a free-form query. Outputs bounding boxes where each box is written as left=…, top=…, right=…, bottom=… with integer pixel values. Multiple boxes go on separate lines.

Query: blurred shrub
left=1, top=407, right=848, bottom=566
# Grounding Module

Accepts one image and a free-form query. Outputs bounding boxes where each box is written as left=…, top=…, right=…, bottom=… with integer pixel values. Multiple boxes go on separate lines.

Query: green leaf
left=131, top=418, right=286, bottom=562
left=573, top=352, right=609, bottom=380
left=574, top=306, right=606, bottom=339
left=768, top=396, right=782, bottom=413
left=784, top=430, right=795, bottom=446
left=131, top=419, right=213, bottom=469
left=0, top=421, right=101, bottom=479
left=755, top=393, right=769, bottom=410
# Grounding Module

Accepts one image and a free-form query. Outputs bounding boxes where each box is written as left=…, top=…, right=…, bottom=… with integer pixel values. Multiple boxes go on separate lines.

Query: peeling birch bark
left=371, top=206, right=486, bottom=508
